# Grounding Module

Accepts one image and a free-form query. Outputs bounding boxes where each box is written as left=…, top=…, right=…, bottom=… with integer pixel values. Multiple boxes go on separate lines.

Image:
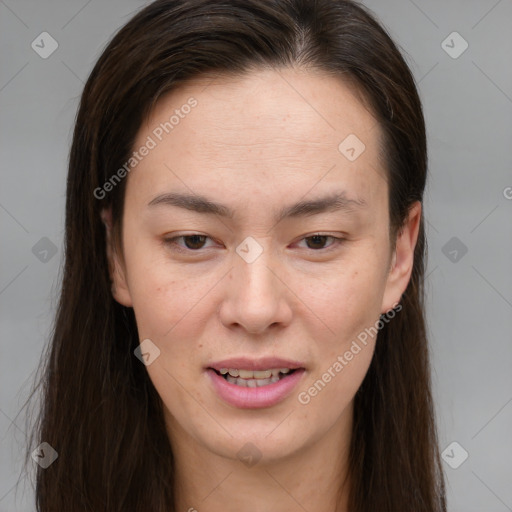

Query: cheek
left=295, top=274, right=380, bottom=430
left=122, top=240, right=213, bottom=338
left=293, top=255, right=386, bottom=341
left=123, top=245, right=222, bottom=405
left=296, top=338, right=375, bottom=445
left=293, top=256, right=384, bottom=408
left=125, top=259, right=214, bottom=418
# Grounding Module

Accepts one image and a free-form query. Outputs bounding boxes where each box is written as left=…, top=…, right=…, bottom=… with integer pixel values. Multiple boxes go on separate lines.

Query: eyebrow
left=147, top=190, right=367, bottom=223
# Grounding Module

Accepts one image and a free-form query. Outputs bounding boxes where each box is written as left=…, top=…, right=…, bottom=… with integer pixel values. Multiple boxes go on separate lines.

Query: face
left=106, top=67, right=420, bottom=466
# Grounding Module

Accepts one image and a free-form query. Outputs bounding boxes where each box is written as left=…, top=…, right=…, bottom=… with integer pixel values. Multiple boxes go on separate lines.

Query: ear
left=381, top=201, right=422, bottom=314
left=101, top=207, right=133, bottom=307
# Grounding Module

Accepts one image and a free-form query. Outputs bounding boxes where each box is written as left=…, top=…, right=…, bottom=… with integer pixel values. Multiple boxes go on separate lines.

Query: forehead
left=127, top=67, right=387, bottom=217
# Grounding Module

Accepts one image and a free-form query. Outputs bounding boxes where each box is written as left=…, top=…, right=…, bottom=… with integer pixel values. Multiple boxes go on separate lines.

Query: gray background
left=1, top=0, right=511, bottom=510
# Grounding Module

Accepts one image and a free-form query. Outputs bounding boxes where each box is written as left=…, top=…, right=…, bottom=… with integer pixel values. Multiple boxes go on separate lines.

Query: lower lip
left=206, top=368, right=305, bottom=409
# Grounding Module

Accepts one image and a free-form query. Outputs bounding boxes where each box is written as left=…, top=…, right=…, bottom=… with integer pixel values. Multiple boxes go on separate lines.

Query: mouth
left=211, top=367, right=298, bottom=388
left=206, top=359, right=306, bottom=409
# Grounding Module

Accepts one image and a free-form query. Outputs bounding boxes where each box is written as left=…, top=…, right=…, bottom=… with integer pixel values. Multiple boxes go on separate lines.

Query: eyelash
left=162, top=233, right=345, bottom=254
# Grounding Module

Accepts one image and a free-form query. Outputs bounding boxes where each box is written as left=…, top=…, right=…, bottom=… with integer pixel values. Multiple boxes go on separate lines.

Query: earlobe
left=381, top=201, right=422, bottom=314
left=100, top=207, right=133, bottom=308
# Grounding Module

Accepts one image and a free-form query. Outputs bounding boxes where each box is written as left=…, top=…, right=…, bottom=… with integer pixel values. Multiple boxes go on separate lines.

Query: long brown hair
left=21, top=0, right=446, bottom=510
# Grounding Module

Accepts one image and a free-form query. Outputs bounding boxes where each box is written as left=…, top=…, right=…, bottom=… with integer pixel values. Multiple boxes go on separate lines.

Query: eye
left=163, top=234, right=215, bottom=252
left=163, top=233, right=344, bottom=254
left=295, top=234, right=344, bottom=251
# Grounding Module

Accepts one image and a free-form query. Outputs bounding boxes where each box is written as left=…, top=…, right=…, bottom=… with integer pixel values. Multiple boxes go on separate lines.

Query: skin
left=103, top=67, right=421, bottom=512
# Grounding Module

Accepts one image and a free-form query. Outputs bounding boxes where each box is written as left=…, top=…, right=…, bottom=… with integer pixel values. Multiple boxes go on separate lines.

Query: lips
left=207, top=356, right=305, bottom=372
left=206, top=356, right=306, bottom=408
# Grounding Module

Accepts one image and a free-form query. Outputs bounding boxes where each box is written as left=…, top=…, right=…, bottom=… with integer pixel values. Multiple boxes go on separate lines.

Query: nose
left=218, top=245, right=293, bottom=334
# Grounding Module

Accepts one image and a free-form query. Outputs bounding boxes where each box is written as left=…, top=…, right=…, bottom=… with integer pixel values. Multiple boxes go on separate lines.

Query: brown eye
left=163, top=234, right=214, bottom=252
left=181, top=235, right=208, bottom=250
left=305, top=235, right=330, bottom=250
left=297, top=234, right=344, bottom=251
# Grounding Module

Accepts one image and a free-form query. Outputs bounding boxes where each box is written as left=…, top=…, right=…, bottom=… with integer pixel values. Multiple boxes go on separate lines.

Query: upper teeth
left=219, top=368, right=291, bottom=379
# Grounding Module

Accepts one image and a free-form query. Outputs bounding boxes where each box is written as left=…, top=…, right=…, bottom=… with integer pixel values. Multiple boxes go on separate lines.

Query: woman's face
left=108, top=67, right=420, bottom=465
